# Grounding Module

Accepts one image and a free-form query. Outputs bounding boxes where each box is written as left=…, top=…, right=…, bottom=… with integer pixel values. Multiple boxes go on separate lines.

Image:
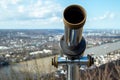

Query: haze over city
left=0, top=0, right=120, bottom=29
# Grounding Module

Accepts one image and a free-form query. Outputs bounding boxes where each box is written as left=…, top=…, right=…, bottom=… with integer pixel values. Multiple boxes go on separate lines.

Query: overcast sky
left=0, top=0, right=120, bottom=29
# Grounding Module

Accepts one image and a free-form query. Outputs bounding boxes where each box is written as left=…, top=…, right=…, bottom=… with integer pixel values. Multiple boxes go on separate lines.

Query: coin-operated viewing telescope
left=52, top=5, right=94, bottom=80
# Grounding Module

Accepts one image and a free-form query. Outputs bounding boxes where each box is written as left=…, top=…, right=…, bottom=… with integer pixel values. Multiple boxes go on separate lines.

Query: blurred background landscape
left=0, top=0, right=120, bottom=80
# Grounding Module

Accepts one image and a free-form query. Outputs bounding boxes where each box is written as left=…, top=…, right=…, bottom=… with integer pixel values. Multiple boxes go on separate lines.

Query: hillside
left=0, top=58, right=119, bottom=80
left=79, top=59, right=120, bottom=80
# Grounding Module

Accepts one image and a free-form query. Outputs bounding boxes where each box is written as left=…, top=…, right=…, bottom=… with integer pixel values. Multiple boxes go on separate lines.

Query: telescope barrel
left=63, top=5, right=86, bottom=49
left=52, top=5, right=94, bottom=80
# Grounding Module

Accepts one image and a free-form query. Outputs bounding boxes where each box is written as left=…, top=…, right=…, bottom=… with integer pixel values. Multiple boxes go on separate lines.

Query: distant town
left=0, top=29, right=120, bottom=67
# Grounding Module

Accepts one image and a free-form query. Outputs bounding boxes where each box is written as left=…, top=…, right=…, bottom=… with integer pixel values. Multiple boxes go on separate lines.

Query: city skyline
left=0, top=0, right=120, bottom=29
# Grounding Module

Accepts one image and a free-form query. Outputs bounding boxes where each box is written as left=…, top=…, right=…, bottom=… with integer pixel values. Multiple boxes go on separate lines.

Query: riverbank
left=0, top=56, right=56, bottom=80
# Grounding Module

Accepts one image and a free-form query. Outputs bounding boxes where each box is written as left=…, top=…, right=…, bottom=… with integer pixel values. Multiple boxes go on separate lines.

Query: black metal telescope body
left=60, top=5, right=86, bottom=59
left=52, top=4, right=94, bottom=80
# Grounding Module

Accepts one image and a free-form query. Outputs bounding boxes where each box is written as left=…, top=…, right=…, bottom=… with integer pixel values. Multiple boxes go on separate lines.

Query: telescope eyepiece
left=64, top=5, right=84, bottom=24
left=63, top=5, right=86, bottom=29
